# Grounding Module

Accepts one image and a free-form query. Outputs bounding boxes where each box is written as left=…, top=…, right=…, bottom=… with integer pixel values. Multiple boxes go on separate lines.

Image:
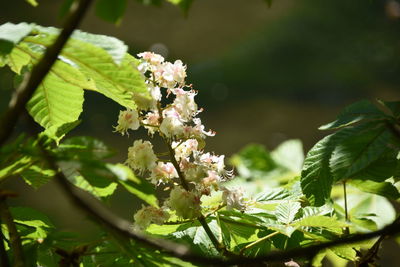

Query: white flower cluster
left=114, top=52, right=245, bottom=230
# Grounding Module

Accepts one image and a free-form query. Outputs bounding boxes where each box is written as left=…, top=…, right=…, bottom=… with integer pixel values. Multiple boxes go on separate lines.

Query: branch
left=0, top=193, right=24, bottom=267
left=0, top=0, right=92, bottom=146
left=357, top=216, right=400, bottom=266
left=37, top=141, right=201, bottom=260
left=38, top=140, right=400, bottom=266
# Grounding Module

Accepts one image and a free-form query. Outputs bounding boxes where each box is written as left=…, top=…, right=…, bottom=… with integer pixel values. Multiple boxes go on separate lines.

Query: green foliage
left=301, top=100, right=400, bottom=206
left=0, top=23, right=32, bottom=54
left=25, top=0, right=38, bottom=7
left=1, top=22, right=148, bottom=132
left=96, top=0, right=127, bottom=24
left=0, top=4, right=399, bottom=265
left=26, top=72, right=84, bottom=129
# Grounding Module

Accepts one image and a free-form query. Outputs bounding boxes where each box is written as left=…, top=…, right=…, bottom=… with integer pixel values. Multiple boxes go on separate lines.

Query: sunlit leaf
left=26, top=72, right=84, bottom=130
left=319, top=100, right=385, bottom=130
left=0, top=22, right=32, bottom=54
left=275, top=201, right=301, bottom=224
left=271, top=139, right=304, bottom=173
left=349, top=179, right=400, bottom=199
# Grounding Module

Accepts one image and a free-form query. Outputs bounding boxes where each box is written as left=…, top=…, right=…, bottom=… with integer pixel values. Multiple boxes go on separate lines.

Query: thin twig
left=38, top=141, right=196, bottom=258
left=38, top=141, right=400, bottom=265
left=357, top=216, right=400, bottom=266
left=0, top=0, right=92, bottom=146
left=0, top=195, right=24, bottom=267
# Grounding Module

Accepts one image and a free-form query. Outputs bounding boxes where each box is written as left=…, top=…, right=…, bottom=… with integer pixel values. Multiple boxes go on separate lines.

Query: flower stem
left=166, top=141, right=190, bottom=191
left=164, top=140, right=230, bottom=255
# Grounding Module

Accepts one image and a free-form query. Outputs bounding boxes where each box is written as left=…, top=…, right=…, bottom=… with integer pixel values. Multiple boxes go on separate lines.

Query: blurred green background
left=1, top=0, right=400, bottom=264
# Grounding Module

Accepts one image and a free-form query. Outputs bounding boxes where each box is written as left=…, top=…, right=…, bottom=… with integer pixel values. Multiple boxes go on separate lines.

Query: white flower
left=149, top=162, right=178, bottom=185
left=166, top=187, right=201, bottom=219
left=149, top=83, right=162, bottom=102
left=133, top=205, right=170, bottom=230
left=127, top=140, right=157, bottom=173
left=222, top=187, right=246, bottom=212
left=142, top=111, right=160, bottom=135
left=172, top=89, right=198, bottom=121
left=170, top=60, right=187, bottom=84
left=187, top=118, right=215, bottom=139
left=202, top=170, right=220, bottom=189
left=155, top=60, right=187, bottom=88
left=137, top=52, right=164, bottom=66
left=183, top=162, right=205, bottom=183
left=173, top=139, right=198, bottom=161
left=114, top=109, right=140, bottom=136
left=196, top=152, right=226, bottom=174
left=160, top=108, right=184, bottom=138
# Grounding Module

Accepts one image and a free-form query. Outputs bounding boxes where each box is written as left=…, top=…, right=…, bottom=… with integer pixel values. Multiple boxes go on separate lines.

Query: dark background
left=1, top=0, right=400, bottom=264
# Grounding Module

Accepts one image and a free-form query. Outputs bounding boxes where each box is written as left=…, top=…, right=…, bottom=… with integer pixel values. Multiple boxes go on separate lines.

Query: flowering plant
left=0, top=1, right=399, bottom=266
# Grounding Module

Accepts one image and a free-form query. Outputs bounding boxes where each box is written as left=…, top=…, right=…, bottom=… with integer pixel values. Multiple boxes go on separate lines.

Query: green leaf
left=349, top=179, right=400, bottom=199
left=15, top=43, right=96, bottom=89
left=0, top=23, right=32, bottom=54
left=41, top=120, right=81, bottom=144
left=0, top=136, right=38, bottom=181
left=271, top=139, right=304, bottom=173
left=319, top=100, right=385, bottom=130
left=10, top=207, right=54, bottom=240
left=231, top=144, right=276, bottom=178
left=330, top=125, right=394, bottom=181
left=0, top=155, right=32, bottom=180
left=294, top=216, right=348, bottom=231
left=71, top=29, right=128, bottom=65
left=312, top=249, right=327, bottom=267
left=256, top=188, right=293, bottom=202
left=301, top=134, right=337, bottom=206
left=7, top=46, right=31, bottom=74
left=96, top=0, right=127, bottom=24
left=58, top=136, right=114, bottom=160
left=329, top=245, right=357, bottom=261
left=378, top=99, right=400, bottom=118
left=350, top=151, right=399, bottom=182
left=26, top=72, right=84, bottom=130
left=301, top=122, right=392, bottom=206
left=347, top=194, right=395, bottom=229
left=59, top=161, right=118, bottom=198
left=21, top=164, right=55, bottom=189
left=219, top=216, right=258, bottom=251
left=171, top=219, right=220, bottom=256
left=19, top=27, right=147, bottom=109
left=31, top=25, right=129, bottom=65
left=11, top=207, right=54, bottom=229
left=275, top=201, right=301, bottom=224
left=255, top=182, right=303, bottom=206
left=108, top=163, right=158, bottom=207
left=25, top=0, right=39, bottom=6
